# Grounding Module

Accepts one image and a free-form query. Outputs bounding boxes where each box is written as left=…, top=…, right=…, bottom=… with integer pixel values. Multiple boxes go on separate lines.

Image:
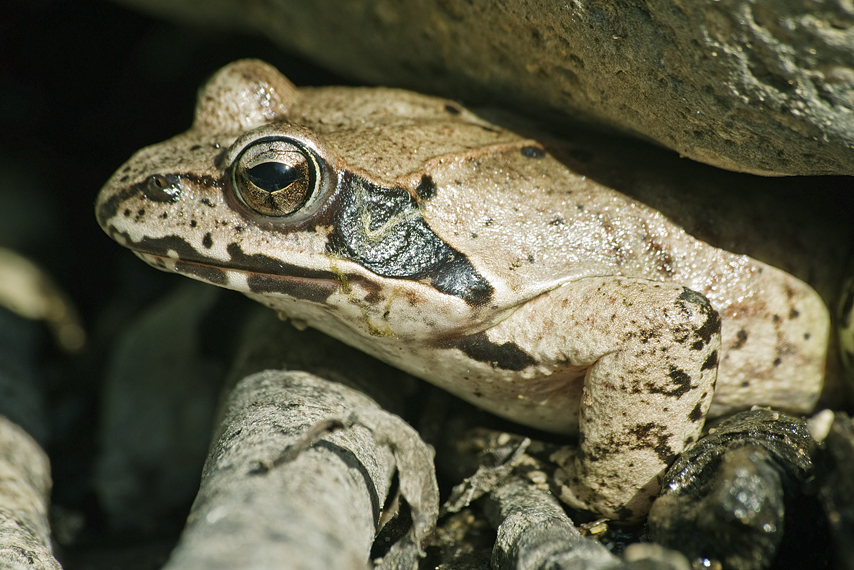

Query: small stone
left=648, top=409, right=826, bottom=570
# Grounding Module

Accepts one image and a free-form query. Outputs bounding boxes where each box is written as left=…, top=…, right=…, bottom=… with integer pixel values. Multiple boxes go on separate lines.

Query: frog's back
left=295, top=88, right=848, bottom=414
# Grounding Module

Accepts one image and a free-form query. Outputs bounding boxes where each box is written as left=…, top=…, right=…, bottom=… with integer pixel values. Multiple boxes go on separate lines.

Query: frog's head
left=96, top=59, right=527, bottom=341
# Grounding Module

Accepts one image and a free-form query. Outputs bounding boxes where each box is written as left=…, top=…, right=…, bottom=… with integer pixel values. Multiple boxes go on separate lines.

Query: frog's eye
left=232, top=138, right=320, bottom=217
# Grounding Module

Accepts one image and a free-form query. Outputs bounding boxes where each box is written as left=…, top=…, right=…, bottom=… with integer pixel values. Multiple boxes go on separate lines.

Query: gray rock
left=648, top=409, right=822, bottom=570
left=112, top=0, right=854, bottom=176
left=162, top=369, right=438, bottom=570
left=0, top=416, right=62, bottom=570
left=484, top=478, right=629, bottom=570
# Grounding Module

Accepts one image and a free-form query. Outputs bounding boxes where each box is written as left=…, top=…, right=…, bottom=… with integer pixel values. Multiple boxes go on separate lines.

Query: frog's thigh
left=541, top=277, right=720, bottom=522
left=710, top=269, right=829, bottom=416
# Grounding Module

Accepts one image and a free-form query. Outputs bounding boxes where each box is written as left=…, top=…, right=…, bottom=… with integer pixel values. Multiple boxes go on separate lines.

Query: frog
left=95, top=59, right=854, bottom=523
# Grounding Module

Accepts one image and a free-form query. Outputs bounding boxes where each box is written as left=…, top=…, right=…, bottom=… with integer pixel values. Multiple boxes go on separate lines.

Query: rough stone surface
left=0, top=416, right=62, bottom=570
left=648, top=409, right=831, bottom=570
left=162, top=369, right=438, bottom=570
left=484, top=478, right=629, bottom=570
left=113, top=0, right=854, bottom=176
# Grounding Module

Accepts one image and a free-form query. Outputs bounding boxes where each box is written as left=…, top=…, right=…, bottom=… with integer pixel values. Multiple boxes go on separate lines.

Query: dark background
left=1, top=0, right=347, bottom=316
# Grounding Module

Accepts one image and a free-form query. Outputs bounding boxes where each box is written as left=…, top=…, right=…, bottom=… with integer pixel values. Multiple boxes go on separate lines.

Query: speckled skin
left=95, top=60, right=849, bottom=522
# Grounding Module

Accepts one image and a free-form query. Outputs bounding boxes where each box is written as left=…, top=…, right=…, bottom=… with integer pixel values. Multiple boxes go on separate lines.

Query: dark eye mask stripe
left=326, top=171, right=494, bottom=306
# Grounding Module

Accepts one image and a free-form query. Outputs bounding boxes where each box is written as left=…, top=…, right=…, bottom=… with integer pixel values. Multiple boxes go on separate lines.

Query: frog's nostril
left=144, top=174, right=182, bottom=203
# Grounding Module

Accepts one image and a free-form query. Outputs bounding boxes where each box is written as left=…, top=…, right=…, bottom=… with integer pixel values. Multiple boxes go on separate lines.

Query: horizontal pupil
left=247, top=162, right=300, bottom=193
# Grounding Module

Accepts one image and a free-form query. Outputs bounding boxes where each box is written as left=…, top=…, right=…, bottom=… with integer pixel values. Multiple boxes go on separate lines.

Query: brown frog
left=95, top=60, right=853, bottom=522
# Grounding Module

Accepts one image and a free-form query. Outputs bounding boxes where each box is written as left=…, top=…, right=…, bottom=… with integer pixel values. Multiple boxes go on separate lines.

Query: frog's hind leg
left=511, top=277, right=721, bottom=523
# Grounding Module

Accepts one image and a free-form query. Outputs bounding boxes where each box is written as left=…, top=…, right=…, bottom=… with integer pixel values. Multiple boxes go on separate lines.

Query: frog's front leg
left=496, top=277, right=721, bottom=522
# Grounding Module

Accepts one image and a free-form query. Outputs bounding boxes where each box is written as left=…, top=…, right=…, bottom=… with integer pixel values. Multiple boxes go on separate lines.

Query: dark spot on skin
left=190, top=144, right=202, bottom=151
left=666, top=366, right=692, bottom=398
left=773, top=314, right=780, bottom=323
left=640, top=365, right=692, bottom=398
left=201, top=198, right=213, bottom=207
left=701, top=350, right=718, bottom=371
left=528, top=254, right=535, bottom=263
left=473, top=391, right=483, bottom=398
left=470, top=233, right=478, bottom=239
left=137, top=209, right=145, bottom=217
left=159, top=213, right=168, bottom=219
left=415, top=174, right=437, bottom=201
left=174, top=261, right=226, bottom=285
left=688, top=401, right=704, bottom=422
left=679, top=289, right=720, bottom=348
left=628, top=422, right=676, bottom=463
left=120, top=175, right=129, bottom=183
left=123, top=209, right=130, bottom=217
left=326, top=172, right=494, bottom=306
left=444, top=104, right=461, bottom=114
left=484, top=218, right=494, bottom=226
left=443, top=332, right=536, bottom=372
left=640, top=330, right=659, bottom=344
left=235, top=226, right=244, bottom=232
left=190, top=220, right=197, bottom=228
left=648, top=239, right=674, bottom=276
left=804, top=332, right=811, bottom=340
left=741, top=381, right=750, bottom=387
left=521, top=146, right=546, bottom=159
left=364, top=287, right=383, bottom=305
left=789, top=308, right=800, bottom=319
left=774, top=357, right=782, bottom=366
left=122, top=166, right=131, bottom=173
left=691, top=340, right=704, bottom=350
left=202, top=232, right=213, bottom=249
left=734, top=329, right=748, bottom=349
left=550, top=216, right=566, bottom=226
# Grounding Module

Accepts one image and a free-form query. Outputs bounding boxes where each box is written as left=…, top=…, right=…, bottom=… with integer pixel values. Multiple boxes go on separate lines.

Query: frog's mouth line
left=136, top=251, right=348, bottom=305
left=110, top=229, right=349, bottom=303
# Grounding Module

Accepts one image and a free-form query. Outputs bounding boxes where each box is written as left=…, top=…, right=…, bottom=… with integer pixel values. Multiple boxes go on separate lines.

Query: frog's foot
left=528, top=277, right=721, bottom=522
